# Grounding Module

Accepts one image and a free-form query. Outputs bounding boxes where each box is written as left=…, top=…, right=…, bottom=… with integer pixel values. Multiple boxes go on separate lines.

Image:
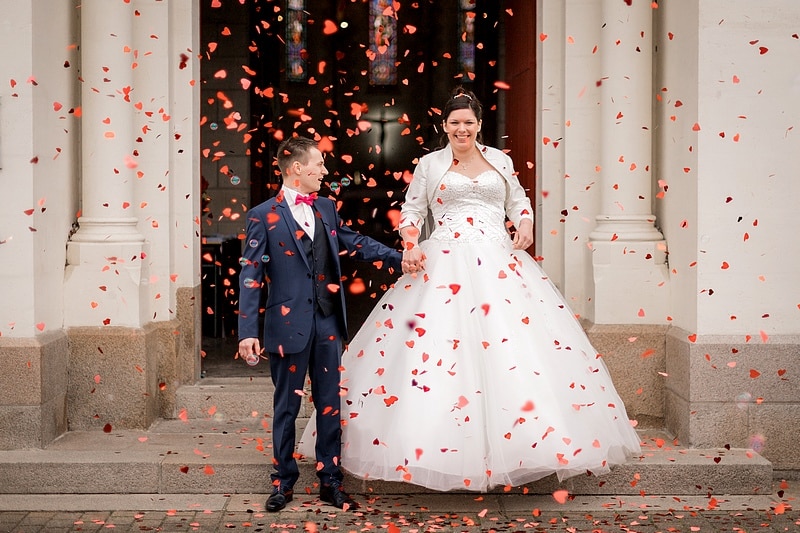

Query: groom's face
left=289, top=147, right=328, bottom=194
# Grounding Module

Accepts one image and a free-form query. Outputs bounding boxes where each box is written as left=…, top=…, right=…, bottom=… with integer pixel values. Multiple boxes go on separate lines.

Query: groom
left=238, top=135, right=402, bottom=512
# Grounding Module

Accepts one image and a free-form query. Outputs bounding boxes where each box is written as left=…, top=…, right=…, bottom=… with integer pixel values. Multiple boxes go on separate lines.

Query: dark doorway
left=245, top=0, right=502, bottom=336
left=200, top=0, right=524, bottom=376
left=501, top=0, right=537, bottom=206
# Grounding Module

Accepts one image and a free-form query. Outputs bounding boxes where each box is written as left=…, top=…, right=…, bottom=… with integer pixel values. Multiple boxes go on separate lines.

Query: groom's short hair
left=276, top=136, right=318, bottom=175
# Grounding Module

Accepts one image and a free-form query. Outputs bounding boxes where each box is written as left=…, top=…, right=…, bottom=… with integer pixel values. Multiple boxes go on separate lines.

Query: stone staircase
left=0, top=378, right=774, bottom=496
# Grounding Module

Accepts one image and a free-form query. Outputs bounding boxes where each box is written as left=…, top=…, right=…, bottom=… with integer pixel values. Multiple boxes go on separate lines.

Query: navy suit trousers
left=269, top=309, right=344, bottom=489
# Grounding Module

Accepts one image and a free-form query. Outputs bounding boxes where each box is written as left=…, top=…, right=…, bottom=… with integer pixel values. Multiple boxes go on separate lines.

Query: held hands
left=512, top=219, right=534, bottom=250
left=400, top=226, right=425, bottom=275
left=238, top=337, right=264, bottom=366
left=401, top=246, right=426, bottom=275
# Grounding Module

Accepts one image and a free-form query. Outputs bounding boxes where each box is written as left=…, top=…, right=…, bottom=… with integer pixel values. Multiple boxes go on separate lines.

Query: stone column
left=589, top=0, right=668, bottom=324
left=65, top=0, right=147, bottom=327
left=62, top=0, right=163, bottom=431
left=169, top=0, right=204, bottom=387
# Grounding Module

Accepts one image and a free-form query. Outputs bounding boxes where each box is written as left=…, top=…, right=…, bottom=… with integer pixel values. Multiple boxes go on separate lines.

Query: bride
left=300, top=87, right=641, bottom=492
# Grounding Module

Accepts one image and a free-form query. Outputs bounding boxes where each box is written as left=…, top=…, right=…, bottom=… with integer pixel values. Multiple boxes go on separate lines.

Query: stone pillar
left=65, top=0, right=148, bottom=327
left=63, top=0, right=157, bottom=431
left=170, top=0, right=204, bottom=387
left=589, top=0, right=669, bottom=324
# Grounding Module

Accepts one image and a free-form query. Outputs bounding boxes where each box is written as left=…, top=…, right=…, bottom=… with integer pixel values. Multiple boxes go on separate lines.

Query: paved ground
left=1, top=485, right=797, bottom=532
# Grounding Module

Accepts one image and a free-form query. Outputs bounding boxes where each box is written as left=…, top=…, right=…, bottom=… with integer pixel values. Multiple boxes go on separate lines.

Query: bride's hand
left=402, top=246, right=425, bottom=274
left=512, top=219, right=534, bottom=250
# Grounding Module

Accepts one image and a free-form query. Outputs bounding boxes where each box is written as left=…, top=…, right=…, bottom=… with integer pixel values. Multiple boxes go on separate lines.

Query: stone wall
left=0, top=332, right=68, bottom=450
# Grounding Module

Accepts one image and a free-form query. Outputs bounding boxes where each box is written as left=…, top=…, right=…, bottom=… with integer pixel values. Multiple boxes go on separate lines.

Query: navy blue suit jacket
left=238, top=191, right=402, bottom=354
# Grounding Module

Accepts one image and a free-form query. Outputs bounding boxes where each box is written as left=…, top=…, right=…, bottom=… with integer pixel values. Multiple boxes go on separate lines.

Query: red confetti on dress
left=300, top=167, right=640, bottom=491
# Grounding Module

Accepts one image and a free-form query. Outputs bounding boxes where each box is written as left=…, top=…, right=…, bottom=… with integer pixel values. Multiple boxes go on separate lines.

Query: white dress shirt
left=281, top=187, right=316, bottom=236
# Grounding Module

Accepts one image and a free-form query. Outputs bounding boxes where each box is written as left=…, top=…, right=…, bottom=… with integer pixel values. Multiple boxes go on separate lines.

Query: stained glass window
left=458, top=0, right=476, bottom=81
left=368, top=0, right=398, bottom=85
left=286, top=0, right=307, bottom=81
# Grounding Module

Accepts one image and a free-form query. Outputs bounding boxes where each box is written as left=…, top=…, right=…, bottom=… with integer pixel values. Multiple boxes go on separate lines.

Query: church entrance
left=198, top=0, right=534, bottom=377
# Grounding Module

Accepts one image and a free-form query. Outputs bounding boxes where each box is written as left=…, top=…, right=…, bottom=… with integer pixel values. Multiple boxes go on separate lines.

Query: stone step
left=174, top=377, right=282, bottom=420
left=0, top=418, right=772, bottom=496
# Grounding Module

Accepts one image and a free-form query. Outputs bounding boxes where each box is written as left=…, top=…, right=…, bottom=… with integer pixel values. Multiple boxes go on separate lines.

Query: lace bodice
left=428, top=170, right=510, bottom=243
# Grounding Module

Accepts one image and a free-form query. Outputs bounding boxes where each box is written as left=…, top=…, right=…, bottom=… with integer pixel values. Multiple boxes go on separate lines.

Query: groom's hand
left=402, top=247, right=425, bottom=274
left=238, top=337, right=262, bottom=359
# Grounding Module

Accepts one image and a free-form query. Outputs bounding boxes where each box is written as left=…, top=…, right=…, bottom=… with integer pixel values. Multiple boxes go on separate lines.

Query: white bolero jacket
left=399, top=142, right=534, bottom=235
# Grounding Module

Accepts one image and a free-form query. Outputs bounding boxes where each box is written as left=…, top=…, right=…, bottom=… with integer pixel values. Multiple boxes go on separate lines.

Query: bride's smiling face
left=444, top=108, right=481, bottom=149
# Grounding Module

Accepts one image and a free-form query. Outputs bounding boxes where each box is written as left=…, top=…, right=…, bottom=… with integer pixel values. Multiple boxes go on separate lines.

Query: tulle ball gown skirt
left=303, top=237, right=641, bottom=492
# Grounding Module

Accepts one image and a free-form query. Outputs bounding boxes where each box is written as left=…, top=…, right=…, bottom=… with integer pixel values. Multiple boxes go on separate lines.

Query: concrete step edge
left=0, top=459, right=772, bottom=495
left=0, top=443, right=773, bottom=495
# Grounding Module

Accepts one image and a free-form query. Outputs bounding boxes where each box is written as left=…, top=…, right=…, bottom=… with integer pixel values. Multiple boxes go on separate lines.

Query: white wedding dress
left=300, top=169, right=641, bottom=491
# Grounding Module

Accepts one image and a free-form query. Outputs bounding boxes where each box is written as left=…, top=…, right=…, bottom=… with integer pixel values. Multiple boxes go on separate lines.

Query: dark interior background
left=200, top=0, right=535, bottom=375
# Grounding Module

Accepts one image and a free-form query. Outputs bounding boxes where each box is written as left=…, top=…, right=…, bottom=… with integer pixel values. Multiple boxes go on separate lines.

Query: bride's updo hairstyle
left=439, top=86, right=484, bottom=147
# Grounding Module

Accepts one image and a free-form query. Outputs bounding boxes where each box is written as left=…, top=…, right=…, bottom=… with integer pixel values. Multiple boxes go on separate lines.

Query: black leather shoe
left=319, top=483, right=359, bottom=510
left=266, top=487, right=293, bottom=512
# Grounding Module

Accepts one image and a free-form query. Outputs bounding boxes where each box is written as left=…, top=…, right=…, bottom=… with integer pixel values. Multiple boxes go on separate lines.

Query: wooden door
left=502, top=0, right=537, bottom=250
